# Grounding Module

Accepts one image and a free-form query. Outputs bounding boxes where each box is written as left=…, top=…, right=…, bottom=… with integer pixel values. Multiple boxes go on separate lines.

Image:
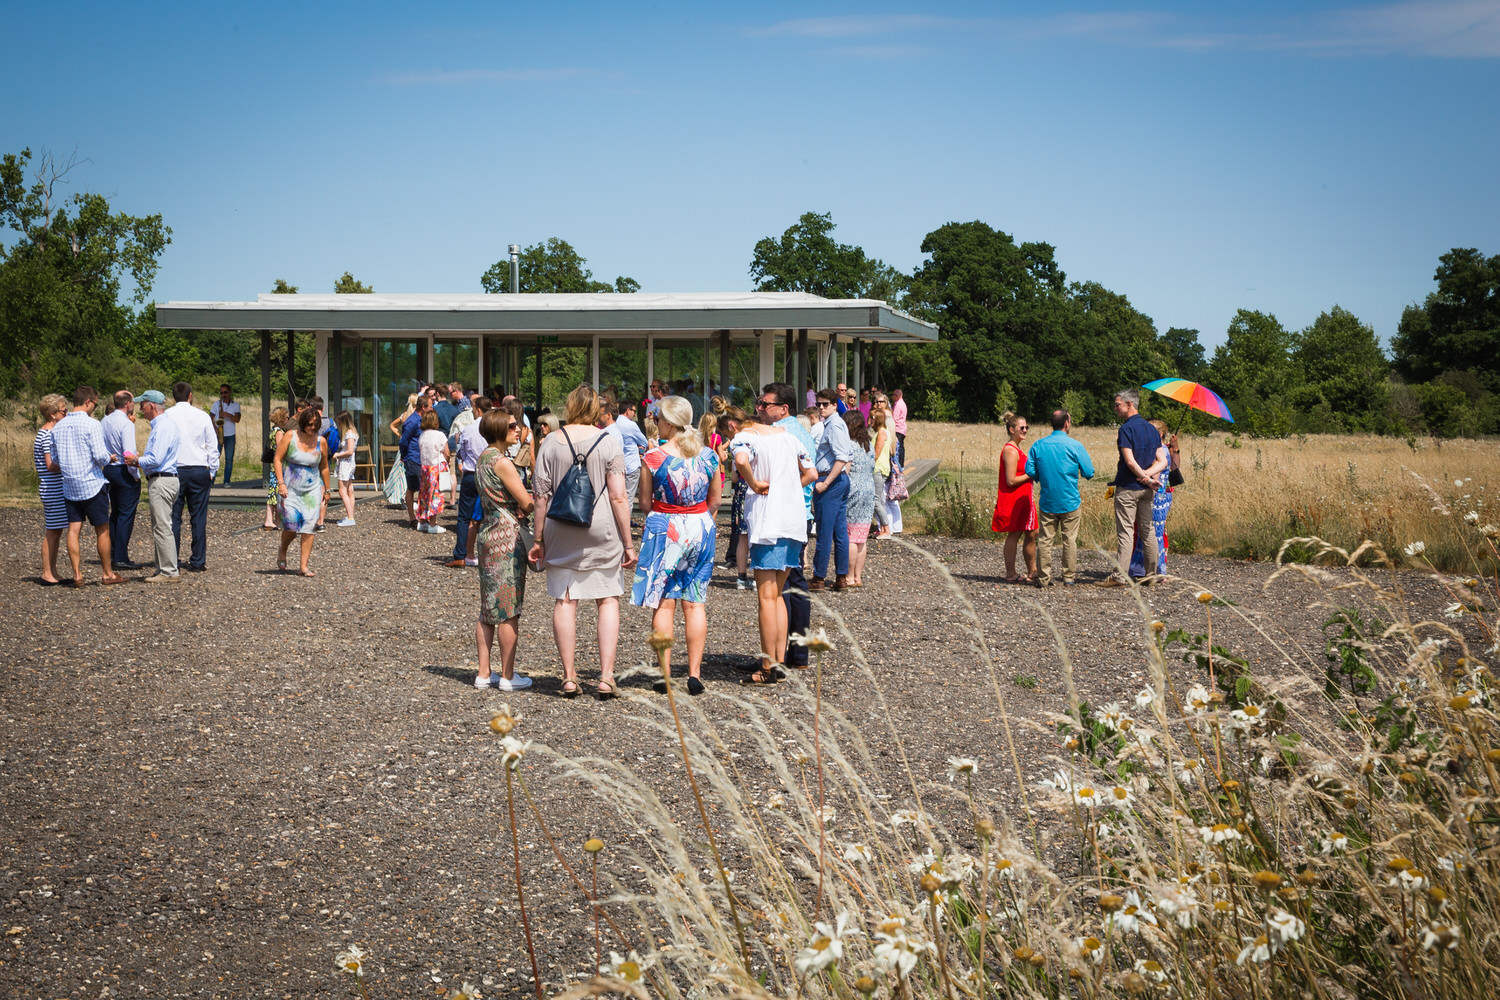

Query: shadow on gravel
left=422, top=664, right=476, bottom=686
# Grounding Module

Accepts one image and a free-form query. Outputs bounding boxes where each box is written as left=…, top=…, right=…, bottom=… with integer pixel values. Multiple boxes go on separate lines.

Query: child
left=333, top=411, right=359, bottom=526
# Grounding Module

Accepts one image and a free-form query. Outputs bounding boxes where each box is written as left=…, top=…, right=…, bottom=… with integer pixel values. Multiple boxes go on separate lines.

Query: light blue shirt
left=49, top=410, right=111, bottom=501
left=776, top=415, right=816, bottom=519
left=607, top=415, right=649, bottom=477
left=814, top=410, right=854, bottom=474
left=101, top=408, right=138, bottom=479
left=1025, top=429, right=1096, bottom=515
left=137, top=413, right=181, bottom=477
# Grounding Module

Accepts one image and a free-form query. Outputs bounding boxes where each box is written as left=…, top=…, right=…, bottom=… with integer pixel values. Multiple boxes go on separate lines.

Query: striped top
left=33, top=428, right=63, bottom=505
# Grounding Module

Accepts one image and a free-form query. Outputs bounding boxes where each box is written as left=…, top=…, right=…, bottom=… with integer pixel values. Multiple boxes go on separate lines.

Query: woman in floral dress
left=631, top=396, right=721, bottom=695
left=474, top=409, right=534, bottom=691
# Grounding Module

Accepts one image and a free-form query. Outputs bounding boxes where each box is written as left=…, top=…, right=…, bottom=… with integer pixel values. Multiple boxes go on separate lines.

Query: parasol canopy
left=1142, top=378, right=1234, bottom=423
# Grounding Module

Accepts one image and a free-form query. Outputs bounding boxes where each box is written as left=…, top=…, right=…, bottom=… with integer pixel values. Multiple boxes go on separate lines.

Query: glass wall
left=599, top=338, right=647, bottom=412
left=432, top=338, right=479, bottom=391
left=336, top=338, right=425, bottom=481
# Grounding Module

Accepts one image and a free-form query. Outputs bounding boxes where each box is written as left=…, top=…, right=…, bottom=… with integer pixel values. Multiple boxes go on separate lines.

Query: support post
left=591, top=334, right=600, bottom=392
left=872, top=343, right=882, bottom=387
left=329, top=331, right=343, bottom=412
left=817, top=335, right=832, bottom=390
left=784, top=329, right=793, bottom=383
left=718, top=330, right=730, bottom=401
left=534, top=346, right=543, bottom=410
left=646, top=334, right=655, bottom=394
left=852, top=337, right=863, bottom=391
left=286, top=331, right=296, bottom=408
left=797, top=330, right=809, bottom=404
left=260, top=331, right=271, bottom=476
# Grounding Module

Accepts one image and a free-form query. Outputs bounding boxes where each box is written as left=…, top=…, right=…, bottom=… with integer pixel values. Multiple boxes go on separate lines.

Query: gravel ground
left=0, top=499, right=1479, bottom=999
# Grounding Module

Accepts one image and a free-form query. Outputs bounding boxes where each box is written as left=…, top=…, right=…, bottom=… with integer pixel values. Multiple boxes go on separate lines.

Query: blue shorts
left=65, top=486, right=110, bottom=526
left=749, top=538, right=801, bottom=572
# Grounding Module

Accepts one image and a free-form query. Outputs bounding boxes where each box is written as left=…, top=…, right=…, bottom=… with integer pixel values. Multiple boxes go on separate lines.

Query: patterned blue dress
left=631, top=448, right=719, bottom=607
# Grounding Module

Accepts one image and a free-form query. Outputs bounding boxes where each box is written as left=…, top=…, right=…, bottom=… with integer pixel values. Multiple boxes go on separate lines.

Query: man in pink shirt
left=891, top=388, right=908, bottom=465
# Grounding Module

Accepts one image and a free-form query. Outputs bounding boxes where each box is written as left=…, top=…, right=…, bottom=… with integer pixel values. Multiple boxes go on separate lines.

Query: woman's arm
left=606, top=469, right=636, bottom=568
left=273, top=431, right=290, bottom=496
left=319, top=440, right=331, bottom=494
left=1002, top=445, right=1030, bottom=488
left=705, top=463, right=723, bottom=516
left=494, top=456, right=534, bottom=515
left=637, top=465, right=653, bottom=513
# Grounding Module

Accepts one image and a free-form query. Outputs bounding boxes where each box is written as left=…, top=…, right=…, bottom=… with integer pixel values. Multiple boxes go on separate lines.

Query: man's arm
left=1076, top=441, right=1095, bottom=479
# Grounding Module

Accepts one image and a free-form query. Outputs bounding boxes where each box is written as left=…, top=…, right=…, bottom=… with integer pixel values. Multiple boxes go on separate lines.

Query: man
left=805, top=380, right=817, bottom=410
left=605, top=399, right=649, bottom=517
left=49, top=386, right=125, bottom=586
left=446, top=391, right=480, bottom=505
left=1025, top=409, right=1096, bottom=587
left=166, top=381, right=219, bottom=572
left=646, top=379, right=666, bottom=420
left=835, top=383, right=849, bottom=415
left=399, top=394, right=433, bottom=527
left=101, top=389, right=143, bottom=569
left=1100, top=388, right=1167, bottom=587
left=891, top=388, right=908, bottom=466
left=763, top=382, right=818, bottom=668
left=127, top=390, right=182, bottom=583
left=810, top=387, right=853, bottom=592
left=209, top=383, right=241, bottom=486
left=732, top=384, right=817, bottom=682
left=445, top=397, right=492, bottom=567
left=434, top=382, right=463, bottom=434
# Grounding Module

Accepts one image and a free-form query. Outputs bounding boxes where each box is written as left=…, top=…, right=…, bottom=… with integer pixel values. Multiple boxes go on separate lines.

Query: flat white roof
left=155, top=291, right=938, bottom=342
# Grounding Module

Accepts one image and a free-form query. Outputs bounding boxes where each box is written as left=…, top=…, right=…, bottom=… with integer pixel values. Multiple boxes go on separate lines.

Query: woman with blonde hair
left=632, top=396, right=722, bottom=694
left=529, top=385, right=634, bottom=699
left=33, top=393, right=70, bottom=584
left=990, top=410, right=1038, bottom=583
left=869, top=404, right=894, bottom=538
left=263, top=406, right=290, bottom=530
left=388, top=392, right=418, bottom=439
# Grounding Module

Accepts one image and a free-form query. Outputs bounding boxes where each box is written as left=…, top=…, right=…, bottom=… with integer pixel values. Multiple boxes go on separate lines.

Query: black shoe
left=652, top=677, right=668, bottom=694
left=687, top=677, right=705, bottom=696
left=184, top=565, right=207, bottom=573
left=115, top=560, right=144, bottom=571
left=315, top=524, right=325, bottom=532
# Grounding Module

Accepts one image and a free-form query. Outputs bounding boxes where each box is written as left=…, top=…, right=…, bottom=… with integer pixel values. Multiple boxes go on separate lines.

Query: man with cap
left=126, top=390, right=182, bottom=582
left=101, top=389, right=144, bottom=569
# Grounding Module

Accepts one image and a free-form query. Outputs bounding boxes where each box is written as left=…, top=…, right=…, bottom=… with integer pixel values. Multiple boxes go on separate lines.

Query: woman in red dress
left=990, top=411, right=1038, bottom=583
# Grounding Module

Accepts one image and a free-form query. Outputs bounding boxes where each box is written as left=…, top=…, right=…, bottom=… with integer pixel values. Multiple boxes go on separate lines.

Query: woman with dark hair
left=263, top=406, right=290, bottom=530
left=274, top=407, right=330, bottom=576
left=474, top=408, right=535, bottom=690
left=841, top=408, right=877, bottom=586
left=416, top=410, right=449, bottom=533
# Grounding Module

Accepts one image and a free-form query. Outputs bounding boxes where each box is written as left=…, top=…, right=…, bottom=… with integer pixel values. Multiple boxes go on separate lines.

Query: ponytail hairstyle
left=656, top=396, right=703, bottom=458
left=698, top=411, right=717, bottom=443
left=1003, top=410, right=1023, bottom=434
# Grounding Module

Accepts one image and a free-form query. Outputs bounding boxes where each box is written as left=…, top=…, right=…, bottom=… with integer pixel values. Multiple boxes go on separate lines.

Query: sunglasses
left=817, top=400, right=835, bottom=408
left=755, top=399, right=779, bottom=409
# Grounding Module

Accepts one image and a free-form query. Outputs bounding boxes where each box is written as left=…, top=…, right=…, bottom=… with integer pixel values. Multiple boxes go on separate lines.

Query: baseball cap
left=133, top=390, right=167, bottom=405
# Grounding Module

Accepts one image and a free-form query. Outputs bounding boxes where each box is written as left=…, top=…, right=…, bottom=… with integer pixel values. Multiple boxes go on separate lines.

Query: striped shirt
left=49, top=410, right=112, bottom=501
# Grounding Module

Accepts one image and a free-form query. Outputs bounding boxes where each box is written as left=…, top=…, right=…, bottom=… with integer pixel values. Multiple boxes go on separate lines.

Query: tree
left=272, top=278, right=298, bottom=294
left=749, top=211, right=904, bottom=303
left=1159, top=327, right=1206, bottom=381
left=479, top=238, right=636, bottom=294
left=1206, top=309, right=1297, bottom=403
left=333, top=271, right=373, bottom=294
left=1391, top=248, right=1500, bottom=392
left=1291, top=306, right=1388, bottom=428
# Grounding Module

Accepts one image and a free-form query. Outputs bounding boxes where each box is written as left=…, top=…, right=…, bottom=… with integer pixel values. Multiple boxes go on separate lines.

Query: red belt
left=652, top=502, right=707, bottom=514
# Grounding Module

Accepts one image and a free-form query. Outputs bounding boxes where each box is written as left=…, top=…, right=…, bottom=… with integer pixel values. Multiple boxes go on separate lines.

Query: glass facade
left=336, top=338, right=426, bottom=481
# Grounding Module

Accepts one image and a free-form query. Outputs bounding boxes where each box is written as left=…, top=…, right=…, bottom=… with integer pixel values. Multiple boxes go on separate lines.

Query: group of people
left=989, top=388, right=1180, bottom=587
left=32, top=382, right=223, bottom=585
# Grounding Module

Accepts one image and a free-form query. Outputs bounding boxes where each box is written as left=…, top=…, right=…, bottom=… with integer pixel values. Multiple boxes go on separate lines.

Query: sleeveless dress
left=631, top=448, right=719, bottom=607
left=844, top=444, right=877, bottom=545
left=34, top=428, right=66, bottom=530
left=1130, top=453, right=1174, bottom=577
left=280, top=434, right=324, bottom=533
left=990, top=440, right=1037, bottom=533
left=476, top=446, right=527, bottom=624
left=266, top=428, right=283, bottom=508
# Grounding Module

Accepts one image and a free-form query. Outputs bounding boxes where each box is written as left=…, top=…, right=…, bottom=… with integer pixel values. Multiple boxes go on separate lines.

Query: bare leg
left=553, top=598, right=579, bottom=684
left=264, top=500, right=276, bottom=529
left=735, top=534, right=748, bottom=575
left=42, top=528, right=62, bottom=583
left=65, top=522, right=83, bottom=581
left=278, top=529, right=295, bottom=566
left=596, top=596, right=620, bottom=684
left=772, top=569, right=790, bottom=663
left=496, top=617, right=520, bottom=677
left=651, top=599, right=676, bottom=676
left=95, top=525, right=116, bottom=579
left=405, top=488, right=416, bottom=524
left=340, top=480, right=355, bottom=520
left=475, top=621, right=495, bottom=680
left=683, top=600, right=706, bottom=678
left=1023, top=530, right=1039, bottom=579
left=465, top=520, right=477, bottom=560
left=851, top=541, right=867, bottom=585
left=299, top=534, right=315, bottom=574
left=754, top=570, right=781, bottom=664
left=1003, top=532, right=1019, bottom=578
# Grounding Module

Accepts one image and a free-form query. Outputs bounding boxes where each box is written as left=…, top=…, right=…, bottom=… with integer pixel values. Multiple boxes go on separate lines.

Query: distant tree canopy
left=333, top=271, right=373, bottom=294
left=480, top=238, right=637, bottom=294
left=1392, top=248, right=1500, bottom=392
left=750, top=211, right=907, bottom=305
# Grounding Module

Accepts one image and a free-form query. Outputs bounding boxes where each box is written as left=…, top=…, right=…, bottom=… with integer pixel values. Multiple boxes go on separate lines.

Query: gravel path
left=0, top=501, right=1476, bottom=998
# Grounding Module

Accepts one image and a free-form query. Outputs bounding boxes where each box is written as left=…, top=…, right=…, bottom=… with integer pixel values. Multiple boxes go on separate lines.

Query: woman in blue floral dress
left=631, top=397, right=721, bottom=695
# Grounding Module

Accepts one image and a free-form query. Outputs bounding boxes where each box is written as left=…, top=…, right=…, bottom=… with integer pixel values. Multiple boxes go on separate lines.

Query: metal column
left=286, top=331, right=297, bottom=407
left=852, top=337, right=863, bottom=391
left=260, top=331, right=271, bottom=472
left=718, top=330, right=730, bottom=400
left=797, top=330, right=809, bottom=403
left=329, top=331, right=343, bottom=411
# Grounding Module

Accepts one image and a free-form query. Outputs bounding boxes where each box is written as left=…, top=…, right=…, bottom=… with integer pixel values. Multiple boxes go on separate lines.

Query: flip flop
left=39, top=579, right=61, bottom=587
left=101, top=576, right=127, bottom=586
left=298, top=568, right=316, bottom=577
left=277, top=560, right=288, bottom=572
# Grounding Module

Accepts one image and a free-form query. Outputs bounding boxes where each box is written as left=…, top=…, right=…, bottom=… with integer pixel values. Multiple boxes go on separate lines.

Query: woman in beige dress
left=528, top=385, right=636, bottom=699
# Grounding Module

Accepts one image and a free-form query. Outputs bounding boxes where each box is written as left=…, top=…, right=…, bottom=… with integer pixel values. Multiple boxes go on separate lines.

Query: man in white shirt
left=165, top=381, right=219, bottom=572
left=445, top=397, right=492, bottom=567
left=209, top=384, right=241, bottom=487
left=101, top=389, right=144, bottom=569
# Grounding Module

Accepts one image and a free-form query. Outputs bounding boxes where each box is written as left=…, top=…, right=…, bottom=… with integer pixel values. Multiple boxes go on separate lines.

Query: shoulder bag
left=885, top=457, right=910, bottom=501
left=545, top=428, right=608, bottom=526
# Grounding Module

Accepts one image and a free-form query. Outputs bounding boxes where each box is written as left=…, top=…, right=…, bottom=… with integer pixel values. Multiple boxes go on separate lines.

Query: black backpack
left=546, top=428, right=608, bottom=526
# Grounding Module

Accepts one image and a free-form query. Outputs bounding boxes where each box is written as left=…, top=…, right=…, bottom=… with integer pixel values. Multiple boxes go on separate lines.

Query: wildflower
left=584, top=838, right=605, bottom=853
left=1480, top=524, right=1500, bottom=538
left=873, top=928, right=933, bottom=977
left=607, top=950, right=652, bottom=983
left=793, top=912, right=859, bottom=976
left=873, top=912, right=908, bottom=937
left=1134, top=959, right=1168, bottom=984
left=1135, top=687, right=1155, bottom=710
left=1174, top=757, right=1204, bottom=786
left=1183, top=684, right=1212, bottom=716
left=1464, top=511, right=1480, bottom=525
left=1436, top=852, right=1470, bottom=873
left=1040, top=769, right=1075, bottom=792
left=334, top=944, right=367, bottom=976
left=1109, top=891, right=1155, bottom=934
left=487, top=704, right=521, bottom=736
left=1073, top=785, right=1101, bottom=809
left=1155, top=886, right=1200, bottom=928
left=765, top=793, right=786, bottom=811
left=648, top=630, right=675, bottom=652
left=1106, top=784, right=1134, bottom=807
left=448, top=984, right=483, bottom=1000
left=1074, top=935, right=1105, bottom=965
left=946, top=756, right=978, bottom=778
left=499, top=735, right=530, bottom=770
left=1196, top=590, right=1214, bottom=604
left=989, top=857, right=1016, bottom=879
left=1236, top=934, right=1274, bottom=965
left=1443, top=603, right=1465, bottom=619
left=1266, top=909, right=1305, bottom=945
left=1229, top=703, right=1267, bottom=731
left=1404, top=541, right=1426, bottom=557
left=1319, top=833, right=1348, bottom=855
left=1391, top=868, right=1429, bottom=893
left=1096, top=702, right=1128, bottom=731
left=843, top=842, right=873, bottom=864
left=789, top=628, right=835, bottom=653
left=907, top=849, right=938, bottom=877
left=1422, top=920, right=1460, bottom=952
left=819, top=805, right=838, bottom=825
left=889, top=809, right=923, bottom=828
left=791, top=749, right=812, bottom=766
left=1201, top=823, right=1241, bottom=845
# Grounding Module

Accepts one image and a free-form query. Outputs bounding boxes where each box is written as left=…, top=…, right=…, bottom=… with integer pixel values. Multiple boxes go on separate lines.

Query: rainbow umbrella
left=1142, top=378, right=1234, bottom=426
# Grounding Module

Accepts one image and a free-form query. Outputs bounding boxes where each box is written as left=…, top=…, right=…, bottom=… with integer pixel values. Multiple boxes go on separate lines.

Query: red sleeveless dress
left=991, top=441, right=1037, bottom=533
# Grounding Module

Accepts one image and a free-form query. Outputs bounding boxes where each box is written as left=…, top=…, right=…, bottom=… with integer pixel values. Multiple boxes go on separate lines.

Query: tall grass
left=905, top=421, right=1499, bottom=573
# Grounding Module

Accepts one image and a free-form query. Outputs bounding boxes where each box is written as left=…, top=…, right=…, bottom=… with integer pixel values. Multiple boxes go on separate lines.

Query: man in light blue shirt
left=1024, top=409, right=1096, bottom=587
left=128, top=390, right=182, bottom=581
left=810, top=388, right=853, bottom=589
left=101, top=389, right=143, bottom=568
left=50, top=385, right=125, bottom=586
left=605, top=400, right=650, bottom=515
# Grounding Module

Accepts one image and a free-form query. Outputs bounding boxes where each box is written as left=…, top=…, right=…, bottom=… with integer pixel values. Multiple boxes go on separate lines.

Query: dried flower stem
left=505, top=767, right=544, bottom=1000
left=812, top=647, right=828, bottom=919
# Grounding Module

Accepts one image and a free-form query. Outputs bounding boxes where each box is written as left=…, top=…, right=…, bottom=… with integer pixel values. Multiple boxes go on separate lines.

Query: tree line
left=3, top=147, right=1495, bottom=437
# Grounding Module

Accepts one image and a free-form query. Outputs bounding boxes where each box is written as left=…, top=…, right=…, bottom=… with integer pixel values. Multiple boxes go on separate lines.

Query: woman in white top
left=416, top=410, right=450, bottom=533
left=332, top=411, right=359, bottom=526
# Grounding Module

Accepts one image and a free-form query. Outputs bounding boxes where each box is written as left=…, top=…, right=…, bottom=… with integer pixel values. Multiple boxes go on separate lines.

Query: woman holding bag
left=474, top=409, right=535, bottom=690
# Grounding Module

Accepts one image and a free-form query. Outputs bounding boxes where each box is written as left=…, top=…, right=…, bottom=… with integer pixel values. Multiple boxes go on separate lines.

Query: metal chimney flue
left=508, top=244, right=520, bottom=294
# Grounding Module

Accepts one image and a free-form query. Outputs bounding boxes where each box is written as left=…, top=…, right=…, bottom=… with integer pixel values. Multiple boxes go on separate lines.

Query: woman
left=699, top=411, right=725, bottom=486
left=718, top=408, right=752, bottom=588
left=528, top=385, right=635, bottom=699
left=332, top=411, right=359, bottom=526
left=841, top=409, right=877, bottom=588
left=263, top=406, right=290, bottom=530
left=33, top=393, right=69, bottom=585
left=1130, top=418, right=1179, bottom=579
left=869, top=403, right=895, bottom=538
left=504, top=398, right=532, bottom=486
left=388, top=392, right=418, bottom=439
left=633, top=397, right=722, bottom=695
left=990, top=411, right=1038, bottom=583
left=274, top=407, right=330, bottom=576
left=475, top=409, right=535, bottom=691
left=416, top=410, right=449, bottom=533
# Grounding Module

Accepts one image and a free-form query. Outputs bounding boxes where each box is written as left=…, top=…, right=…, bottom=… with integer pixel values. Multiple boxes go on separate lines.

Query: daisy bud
left=584, top=838, right=605, bottom=854
left=1099, top=894, right=1125, bottom=913
left=974, top=818, right=996, bottom=839
left=1122, top=972, right=1148, bottom=995
left=648, top=630, right=675, bottom=652
left=1253, top=871, right=1282, bottom=890
left=920, top=873, right=942, bottom=894
left=854, top=977, right=877, bottom=996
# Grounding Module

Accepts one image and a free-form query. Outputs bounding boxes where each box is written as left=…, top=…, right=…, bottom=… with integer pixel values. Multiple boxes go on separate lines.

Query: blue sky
left=4, top=1, right=1497, bottom=349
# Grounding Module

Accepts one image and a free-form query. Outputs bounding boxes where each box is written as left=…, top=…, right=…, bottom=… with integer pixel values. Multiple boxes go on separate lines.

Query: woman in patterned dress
left=474, top=409, right=535, bottom=690
left=34, top=393, right=69, bottom=585
left=274, top=408, right=330, bottom=576
left=631, top=396, right=721, bottom=695
left=841, top=409, right=877, bottom=587
left=263, top=406, right=289, bottom=530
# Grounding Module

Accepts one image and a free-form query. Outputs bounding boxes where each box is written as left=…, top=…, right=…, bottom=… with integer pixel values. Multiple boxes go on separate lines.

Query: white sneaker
left=336, top=518, right=355, bottom=527
left=464, top=558, right=478, bottom=567
left=474, top=674, right=492, bottom=689
left=495, top=674, right=533, bottom=692
left=427, top=524, right=447, bottom=534
left=417, top=522, right=430, bottom=533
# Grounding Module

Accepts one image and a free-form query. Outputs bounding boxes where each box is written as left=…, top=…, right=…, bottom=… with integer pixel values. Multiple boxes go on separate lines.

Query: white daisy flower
left=873, top=929, right=933, bottom=977
left=1201, top=823, right=1241, bottom=845
left=334, top=945, right=367, bottom=976
left=1183, top=684, right=1212, bottom=716
left=606, top=950, right=653, bottom=983
left=1404, top=541, right=1426, bottom=557
left=1134, top=958, right=1168, bottom=983
left=843, top=842, right=873, bottom=864
left=1422, top=920, right=1460, bottom=951
left=889, top=809, right=924, bottom=828
left=1319, top=833, right=1349, bottom=855
left=946, top=756, right=978, bottom=778
left=1391, top=868, right=1429, bottom=893
left=1135, top=687, right=1155, bottom=710
left=1236, top=934, right=1274, bottom=965
left=1073, top=935, right=1105, bottom=965
left=1266, top=909, right=1305, bottom=944
left=1156, top=886, right=1200, bottom=928
left=1174, top=757, right=1204, bottom=787
left=793, top=912, right=859, bottom=976
left=499, top=735, right=530, bottom=770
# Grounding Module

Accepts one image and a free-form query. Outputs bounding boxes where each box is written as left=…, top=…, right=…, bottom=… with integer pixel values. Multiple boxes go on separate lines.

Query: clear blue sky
left=5, top=1, right=1497, bottom=349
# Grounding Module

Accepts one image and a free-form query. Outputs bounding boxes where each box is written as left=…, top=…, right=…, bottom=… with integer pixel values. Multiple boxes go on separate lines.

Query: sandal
left=560, top=680, right=580, bottom=699
left=277, top=559, right=288, bottom=572
left=298, top=568, right=316, bottom=577
left=596, top=679, right=616, bottom=700
left=741, top=668, right=779, bottom=686
left=1003, top=575, right=1021, bottom=584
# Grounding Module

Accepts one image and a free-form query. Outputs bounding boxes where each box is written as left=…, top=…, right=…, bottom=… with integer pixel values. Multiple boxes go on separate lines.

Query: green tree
left=1392, top=248, right=1500, bottom=392
left=1291, top=306, right=1388, bottom=428
left=479, top=238, right=636, bottom=294
left=1206, top=309, right=1297, bottom=403
left=750, top=212, right=872, bottom=298
left=1159, top=327, right=1206, bottom=381
left=333, top=271, right=373, bottom=293
left=272, top=278, right=298, bottom=294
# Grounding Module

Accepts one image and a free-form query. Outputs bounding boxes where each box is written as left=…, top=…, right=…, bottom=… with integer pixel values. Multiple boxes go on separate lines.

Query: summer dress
left=631, top=448, right=719, bottom=608
left=844, top=443, right=877, bottom=545
left=280, top=433, right=323, bottom=533
left=476, top=446, right=527, bottom=624
left=990, top=440, right=1037, bottom=533
left=34, top=428, right=66, bottom=530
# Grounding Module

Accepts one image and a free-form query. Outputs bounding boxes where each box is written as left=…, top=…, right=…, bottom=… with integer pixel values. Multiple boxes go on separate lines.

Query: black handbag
left=546, top=428, right=608, bottom=526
